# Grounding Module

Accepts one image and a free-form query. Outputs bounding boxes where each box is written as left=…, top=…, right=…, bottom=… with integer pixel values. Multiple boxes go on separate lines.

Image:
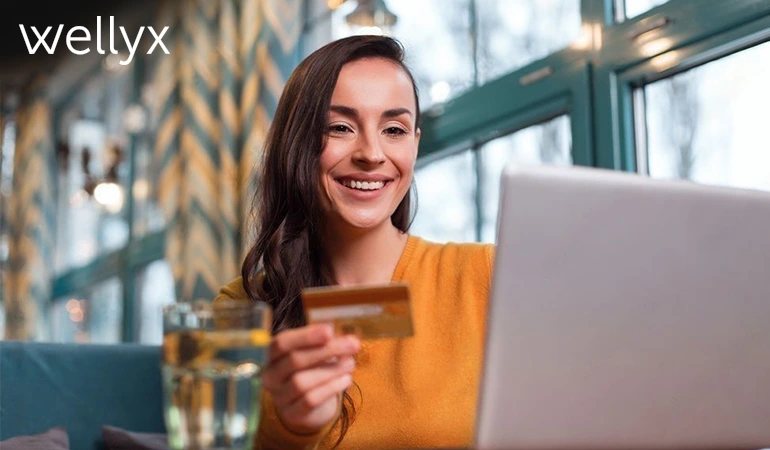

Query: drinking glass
left=162, top=300, right=272, bottom=450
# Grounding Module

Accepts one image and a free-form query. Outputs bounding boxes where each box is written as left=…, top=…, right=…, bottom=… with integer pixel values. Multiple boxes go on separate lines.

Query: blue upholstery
left=0, top=342, right=166, bottom=450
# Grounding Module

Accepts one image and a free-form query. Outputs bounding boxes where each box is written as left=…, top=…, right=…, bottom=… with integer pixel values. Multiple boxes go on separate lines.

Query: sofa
left=0, top=342, right=166, bottom=449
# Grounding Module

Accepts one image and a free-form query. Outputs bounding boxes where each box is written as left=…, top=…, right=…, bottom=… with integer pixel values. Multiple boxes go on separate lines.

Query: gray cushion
left=0, top=426, right=69, bottom=449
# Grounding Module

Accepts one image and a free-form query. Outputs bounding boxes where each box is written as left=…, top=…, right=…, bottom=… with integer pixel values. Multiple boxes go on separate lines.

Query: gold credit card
left=301, top=283, right=414, bottom=340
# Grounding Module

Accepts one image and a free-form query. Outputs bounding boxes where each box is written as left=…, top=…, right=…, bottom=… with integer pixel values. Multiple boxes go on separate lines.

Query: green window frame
left=592, top=0, right=770, bottom=170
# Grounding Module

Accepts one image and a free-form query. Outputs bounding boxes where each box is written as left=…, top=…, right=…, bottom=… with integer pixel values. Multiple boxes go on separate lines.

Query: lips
left=335, top=174, right=393, bottom=192
left=335, top=174, right=393, bottom=183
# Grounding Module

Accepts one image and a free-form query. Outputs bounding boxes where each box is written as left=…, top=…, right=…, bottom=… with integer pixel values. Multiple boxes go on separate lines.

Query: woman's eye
left=328, top=124, right=352, bottom=134
left=384, top=127, right=407, bottom=136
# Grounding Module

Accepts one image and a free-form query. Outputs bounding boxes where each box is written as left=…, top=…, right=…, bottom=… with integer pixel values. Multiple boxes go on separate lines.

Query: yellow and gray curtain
left=153, top=0, right=302, bottom=302
left=3, top=77, right=56, bottom=340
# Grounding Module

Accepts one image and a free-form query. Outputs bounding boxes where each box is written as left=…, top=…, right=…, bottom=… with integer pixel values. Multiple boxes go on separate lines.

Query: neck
left=321, top=220, right=409, bottom=286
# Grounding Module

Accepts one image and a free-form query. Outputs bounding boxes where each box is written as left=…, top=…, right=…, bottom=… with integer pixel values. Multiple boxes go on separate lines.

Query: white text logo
left=19, top=16, right=169, bottom=65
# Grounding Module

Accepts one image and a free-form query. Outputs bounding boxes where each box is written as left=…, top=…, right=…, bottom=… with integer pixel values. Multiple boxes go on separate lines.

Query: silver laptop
left=476, top=165, right=770, bottom=450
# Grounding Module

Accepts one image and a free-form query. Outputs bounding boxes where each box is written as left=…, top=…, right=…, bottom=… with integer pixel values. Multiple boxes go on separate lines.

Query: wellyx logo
left=19, top=16, right=170, bottom=65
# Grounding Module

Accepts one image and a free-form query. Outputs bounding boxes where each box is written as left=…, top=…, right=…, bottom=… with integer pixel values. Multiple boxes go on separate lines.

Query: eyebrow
left=330, top=105, right=413, bottom=120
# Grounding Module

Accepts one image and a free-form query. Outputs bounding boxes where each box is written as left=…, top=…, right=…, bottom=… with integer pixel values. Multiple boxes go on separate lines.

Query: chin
left=339, top=212, right=390, bottom=230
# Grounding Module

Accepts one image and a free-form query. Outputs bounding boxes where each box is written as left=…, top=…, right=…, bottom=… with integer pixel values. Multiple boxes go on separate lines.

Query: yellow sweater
left=216, top=235, right=495, bottom=449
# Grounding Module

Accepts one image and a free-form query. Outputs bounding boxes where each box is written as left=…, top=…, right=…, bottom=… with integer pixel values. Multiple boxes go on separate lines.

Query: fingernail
left=342, top=374, right=352, bottom=385
left=317, top=323, right=334, bottom=339
left=347, top=336, right=360, bottom=351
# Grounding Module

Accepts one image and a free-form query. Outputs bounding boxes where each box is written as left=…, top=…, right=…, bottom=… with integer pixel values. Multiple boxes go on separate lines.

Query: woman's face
left=318, top=57, right=420, bottom=231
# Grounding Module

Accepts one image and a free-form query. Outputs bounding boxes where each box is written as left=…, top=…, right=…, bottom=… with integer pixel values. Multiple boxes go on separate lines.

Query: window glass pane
left=302, top=0, right=333, bottom=57
left=50, top=297, right=84, bottom=343
left=332, top=0, right=474, bottom=109
left=1, top=115, right=14, bottom=215
left=1, top=116, right=16, bottom=335
left=88, top=277, right=123, bottom=343
left=133, top=56, right=165, bottom=237
left=642, top=41, right=770, bottom=192
left=54, top=68, right=133, bottom=273
left=622, top=0, right=669, bottom=20
left=49, top=277, right=123, bottom=343
left=136, top=259, right=176, bottom=345
left=132, top=134, right=165, bottom=236
left=0, top=301, right=5, bottom=339
left=411, top=150, right=476, bottom=243
left=477, top=0, right=582, bottom=83
left=480, top=115, right=573, bottom=243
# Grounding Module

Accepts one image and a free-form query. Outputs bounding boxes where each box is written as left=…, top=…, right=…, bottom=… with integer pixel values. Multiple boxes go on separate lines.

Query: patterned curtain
left=4, top=76, right=56, bottom=340
left=153, top=0, right=302, bottom=303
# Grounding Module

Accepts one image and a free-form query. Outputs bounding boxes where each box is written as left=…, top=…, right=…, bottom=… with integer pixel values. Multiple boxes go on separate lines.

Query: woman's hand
left=262, top=323, right=361, bottom=434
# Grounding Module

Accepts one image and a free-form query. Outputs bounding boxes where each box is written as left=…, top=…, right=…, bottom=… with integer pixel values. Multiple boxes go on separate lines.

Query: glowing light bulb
left=430, top=81, right=451, bottom=104
left=93, top=182, right=124, bottom=213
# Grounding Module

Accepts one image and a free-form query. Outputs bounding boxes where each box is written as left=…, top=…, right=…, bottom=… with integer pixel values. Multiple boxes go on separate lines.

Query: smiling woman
left=320, top=57, right=420, bottom=234
left=216, top=35, right=494, bottom=450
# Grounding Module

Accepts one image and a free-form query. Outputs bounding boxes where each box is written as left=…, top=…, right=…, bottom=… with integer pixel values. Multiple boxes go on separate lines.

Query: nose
left=353, top=129, right=386, bottom=166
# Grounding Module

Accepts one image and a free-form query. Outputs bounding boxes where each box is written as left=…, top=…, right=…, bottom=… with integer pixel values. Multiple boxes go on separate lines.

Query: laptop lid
left=476, top=165, right=770, bottom=449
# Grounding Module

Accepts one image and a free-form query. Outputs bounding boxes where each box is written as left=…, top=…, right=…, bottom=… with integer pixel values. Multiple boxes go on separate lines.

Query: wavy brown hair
left=241, top=35, right=420, bottom=447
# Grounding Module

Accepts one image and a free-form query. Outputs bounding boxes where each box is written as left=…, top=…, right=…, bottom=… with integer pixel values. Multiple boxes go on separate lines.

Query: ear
left=414, top=127, right=421, bottom=159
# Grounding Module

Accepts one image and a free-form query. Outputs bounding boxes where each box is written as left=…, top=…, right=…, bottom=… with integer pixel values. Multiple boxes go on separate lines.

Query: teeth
left=343, top=179, right=385, bottom=191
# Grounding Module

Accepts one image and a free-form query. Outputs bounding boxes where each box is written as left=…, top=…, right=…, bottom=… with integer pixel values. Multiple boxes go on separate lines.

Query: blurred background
left=1, top=0, right=769, bottom=344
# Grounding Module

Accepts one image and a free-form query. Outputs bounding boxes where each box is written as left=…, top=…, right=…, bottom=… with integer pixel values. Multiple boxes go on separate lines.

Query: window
left=49, top=52, right=169, bottom=343
left=411, top=150, right=477, bottom=243
left=1, top=116, right=16, bottom=339
left=132, top=130, right=165, bottom=237
left=135, top=260, right=175, bottom=344
left=476, top=0, right=582, bottom=83
left=638, top=40, right=770, bottom=192
left=333, top=0, right=475, bottom=109
left=50, top=277, right=123, bottom=344
left=480, top=116, right=573, bottom=242
left=50, top=298, right=80, bottom=343
left=619, top=0, right=670, bottom=20
left=54, top=68, right=133, bottom=274
left=329, top=0, right=583, bottom=105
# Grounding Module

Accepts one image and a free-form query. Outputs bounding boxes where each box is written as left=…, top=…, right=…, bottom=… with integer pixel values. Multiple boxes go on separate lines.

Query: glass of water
left=162, top=300, right=272, bottom=450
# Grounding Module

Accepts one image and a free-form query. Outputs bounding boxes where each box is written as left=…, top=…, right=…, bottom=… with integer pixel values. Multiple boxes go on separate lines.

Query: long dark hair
left=241, top=35, right=420, bottom=447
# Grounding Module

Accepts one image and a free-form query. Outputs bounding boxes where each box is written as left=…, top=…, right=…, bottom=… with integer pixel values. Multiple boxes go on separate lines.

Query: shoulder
left=408, top=235, right=495, bottom=285
left=214, top=277, right=249, bottom=302
left=405, top=236, right=495, bottom=317
left=413, top=236, right=495, bottom=272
